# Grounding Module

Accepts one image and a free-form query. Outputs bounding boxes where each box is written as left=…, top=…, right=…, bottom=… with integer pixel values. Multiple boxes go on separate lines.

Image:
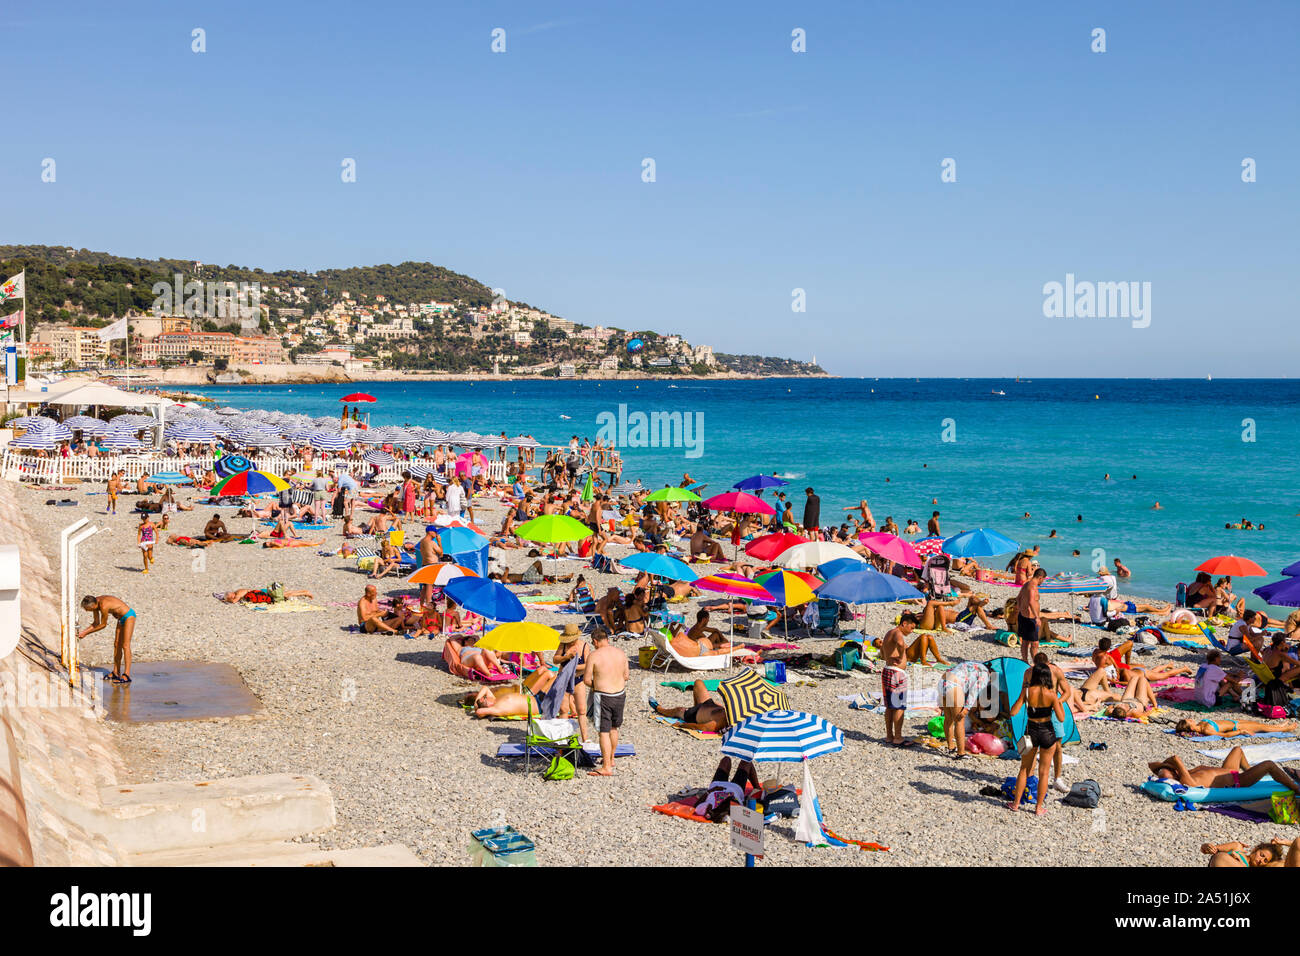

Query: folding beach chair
left=647, top=629, right=730, bottom=672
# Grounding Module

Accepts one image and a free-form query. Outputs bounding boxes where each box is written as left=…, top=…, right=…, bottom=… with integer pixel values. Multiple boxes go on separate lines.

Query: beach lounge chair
left=441, top=642, right=514, bottom=683
left=814, top=597, right=841, bottom=635
left=647, top=629, right=730, bottom=672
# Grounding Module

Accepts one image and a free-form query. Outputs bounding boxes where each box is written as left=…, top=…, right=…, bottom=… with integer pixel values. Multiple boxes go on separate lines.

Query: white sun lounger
left=648, top=630, right=730, bottom=672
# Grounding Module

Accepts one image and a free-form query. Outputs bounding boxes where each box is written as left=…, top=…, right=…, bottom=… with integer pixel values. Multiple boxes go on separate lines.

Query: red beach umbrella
left=745, top=531, right=808, bottom=561
left=1195, top=555, right=1268, bottom=577
left=341, top=393, right=377, bottom=403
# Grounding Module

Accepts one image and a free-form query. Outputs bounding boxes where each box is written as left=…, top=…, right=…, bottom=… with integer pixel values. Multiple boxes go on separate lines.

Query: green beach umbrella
left=515, top=514, right=593, bottom=543
left=581, top=472, right=594, bottom=502
left=646, top=486, right=701, bottom=502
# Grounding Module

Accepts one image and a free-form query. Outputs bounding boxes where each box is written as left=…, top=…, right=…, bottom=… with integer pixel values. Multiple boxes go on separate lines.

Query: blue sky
left=4, top=1, right=1297, bottom=376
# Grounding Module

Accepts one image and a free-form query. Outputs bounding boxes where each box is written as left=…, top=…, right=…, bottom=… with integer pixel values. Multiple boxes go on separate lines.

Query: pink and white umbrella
left=857, top=532, right=924, bottom=569
left=913, top=537, right=946, bottom=559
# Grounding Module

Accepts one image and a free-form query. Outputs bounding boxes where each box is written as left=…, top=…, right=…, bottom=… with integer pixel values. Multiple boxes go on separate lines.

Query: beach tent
left=985, top=656, right=1081, bottom=751
left=448, top=543, right=489, bottom=577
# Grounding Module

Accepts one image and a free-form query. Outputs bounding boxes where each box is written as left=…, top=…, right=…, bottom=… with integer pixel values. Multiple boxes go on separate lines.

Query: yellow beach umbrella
left=477, top=621, right=561, bottom=654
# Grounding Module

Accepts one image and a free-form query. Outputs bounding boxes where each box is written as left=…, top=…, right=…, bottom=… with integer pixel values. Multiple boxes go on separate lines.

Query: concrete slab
left=99, top=661, right=263, bottom=722
left=130, top=841, right=425, bottom=867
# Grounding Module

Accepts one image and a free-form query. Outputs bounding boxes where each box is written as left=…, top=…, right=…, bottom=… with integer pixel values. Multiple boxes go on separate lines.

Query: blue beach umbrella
left=942, top=529, right=1020, bottom=558
left=1280, top=560, right=1300, bottom=577
left=438, top=526, right=489, bottom=554
left=721, top=710, right=844, bottom=763
left=1253, top=577, right=1300, bottom=608
left=148, top=471, right=193, bottom=485
left=442, top=576, right=526, bottom=623
left=310, top=432, right=352, bottom=452
left=617, top=551, right=698, bottom=582
left=817, top=568, right=924, bottom=604
left=1038, top=572, right=1109, bottom=594
left=732, top=475, right=788, bottom=492
left=818, top=557, right=868, bottom=579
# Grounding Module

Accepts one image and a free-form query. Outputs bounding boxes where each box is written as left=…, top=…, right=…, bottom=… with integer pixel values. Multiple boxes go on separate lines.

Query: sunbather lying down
left=1177, top=718, right=1298, bottom=738
left=870, top=631, right=948, bottom=666
left=262, top=538, right=324, bottom=548
left=1203, top=836, right=1300, bottom=867
left=464, top=669, right=570, bottom=719
left=222, top=587, right=313, bottom=604
left=650, top=679, right=730, bottom=733
left=1149, top=747, right=1300, bottom=795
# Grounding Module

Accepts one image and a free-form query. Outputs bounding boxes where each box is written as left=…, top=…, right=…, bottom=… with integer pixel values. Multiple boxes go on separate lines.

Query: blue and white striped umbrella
left=63, top=415, right=105, bottom=430
left=477, top=435, right=507, bottom=448
left=148, top=471, right=193, bottom=485
left=406, top=464, right=434, bottom=480
left=310, top=432, right=352, bottom=452
left=363, top=450, right=396, bottom=467
left=10, top=416, right=51, bottom=429
left=100, top=431, right=145, bottom=451
left=243, top=435, right=291, bottom=450
left=358, top=432, right=392, bottom=445
left=425, top=430, right=451, bottom=444
left=41, top=423, right=73, bottom=442
left=509, top=435, right=538, bottom=448
left=166, top=425, right=219, bottom=443
left=721, top=710, right=845, bottom=763
left=1038, top=572, right=1110, bottom=594
left=8, top=431, right=57, bottom=450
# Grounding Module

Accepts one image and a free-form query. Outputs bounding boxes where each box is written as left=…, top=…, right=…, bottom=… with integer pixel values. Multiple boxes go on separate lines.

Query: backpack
left=831, top=643, right=860, bottom=671
left=1061, top=779, right=1102, bottom=808
left=542, top=755, right=575, bottom=781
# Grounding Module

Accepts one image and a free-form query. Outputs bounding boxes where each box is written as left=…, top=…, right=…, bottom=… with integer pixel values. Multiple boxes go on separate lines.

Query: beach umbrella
left=147, top=471, right=193, bottom=485
left=646, top=486, right=701, bottom=502
left=732, top=475, right=788, bottom=492
left=1253, top=577, right=1300, bottom=608
left=166, top=425, right=218, bottom=443
left=818, top=556, right=868, bottom=579
left=717, top=669, right=790, bottom=727
left=211, top=470, right=289, bottom=496
left=581, top=472, right=594, bottom=502
left=214, top=454, right=253, bottom=478
left=99, top=431, right=144, bottom=451
left=437, top=526, right=489, bottom=554
left=310, top=432, right=352, bottom=452
left=10, top=415, right=51, bottom=429
left=942, top=529, right=1020, bottom=558
left=406, top=464, right=434, bottom=480
left=44, top=423, right=74, bottom=442
left=1281, top=560, right=1300, bottom=577
left=508, top=435, right=538, bottom=448
left=363, top=450, right=396, bottom=467
left=694, top=572, right=776, bottom=604
left=477, top=621, right=560, bottom=654
left=817, top=568, right=924, bottom=604
left=618, top=552, right=698, bottom=582
left=515, top=514, right=593, bottom=544
left=63, top=415, right=104, bottom=430
left=341, top=393, right=376, bottom=403
left=443, top=576, right=525, bottom=623
left=857, top=532, right=924, bottom=569
left=407, top=563, right=479, bottom=587
left=8, top=431, right=57, bottom=450
left=755, top=570, right=818, bottom=607
left=704, top=491, right=776, bottom=516
left=744, top=532, right=808, bottom=561
left=913, top=537, right=946, bottom=558
left=1196, top=555, right=1268, bottom=577
left=1038, top=572, right=1109, bottom=594
left=773, top=541, right=860, bottom=569
left=721, top=710, right=843, bottom=763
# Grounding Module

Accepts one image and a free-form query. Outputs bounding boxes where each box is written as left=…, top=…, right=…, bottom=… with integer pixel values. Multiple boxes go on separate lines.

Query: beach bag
left=1269, top=791, right=1297, bottom=825
left=542, top=754, right=575, bottom=781
left=763, top=786, right=800, bottom=818
left=1256, top=702, right=1288, bottom=719
left=1000, top=775, right=1037, bottom=805
left=1062, top=779, right=1102, bottom=809
left=268, top=582, right=286, bottom=603
left=831, top=643, right=859, bottom=671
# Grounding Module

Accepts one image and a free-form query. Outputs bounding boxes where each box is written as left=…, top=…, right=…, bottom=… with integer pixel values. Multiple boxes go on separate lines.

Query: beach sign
left=729, top=803, right=764, bottom=858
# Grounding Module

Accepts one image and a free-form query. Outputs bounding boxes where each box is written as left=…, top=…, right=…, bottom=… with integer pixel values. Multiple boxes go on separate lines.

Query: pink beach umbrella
left=704, top=491, right=776, bottom=516
left=857, top=532, right=924, bottom=569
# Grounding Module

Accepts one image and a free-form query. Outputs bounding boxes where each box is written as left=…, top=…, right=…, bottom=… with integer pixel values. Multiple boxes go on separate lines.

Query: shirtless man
left=690, top=527, right=726, bottom=562
left=357, top=584, right=409, bottom=634
left=670, top=609, right=731, bottom=658
left=78, top=594, right=136, bottom=683
left=203, top=515, right=236, bottom=542
left=583, top=630, right=629, bottom=777
left=1017, top=569, right=1045, bottom=664
left=1149, top=747, right=1300, bottom=795
left=651, top=679, right=730, bottom=732
left=106, top=470, right=123, bottom=515
left=880, top=613, right=916, bottom=745
left=416, top=525, right=442, bottom=602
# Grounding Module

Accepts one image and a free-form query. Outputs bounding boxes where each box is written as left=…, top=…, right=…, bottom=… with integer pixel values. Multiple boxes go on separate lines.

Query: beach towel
left=496, top=742, right=635, bottom=762
left=536, top=656, right=579, bottom=720
left=1164, top=729, right=1296, bottom=743
left=650, top=714, right=720, bottom=739
left=1197, top=741, right=1300, bottom=763
left=246, top=601, right=329, bottom=614
left=660, top=680, right=723, bottom=692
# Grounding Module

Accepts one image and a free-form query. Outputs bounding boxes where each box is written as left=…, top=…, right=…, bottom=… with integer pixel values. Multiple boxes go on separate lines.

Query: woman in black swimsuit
left=1008, top=661, right=1065, bottom=816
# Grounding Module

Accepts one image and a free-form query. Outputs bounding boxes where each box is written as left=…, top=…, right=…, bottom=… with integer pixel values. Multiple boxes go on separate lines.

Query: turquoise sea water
left=189, top=378, right=1299, bottom=607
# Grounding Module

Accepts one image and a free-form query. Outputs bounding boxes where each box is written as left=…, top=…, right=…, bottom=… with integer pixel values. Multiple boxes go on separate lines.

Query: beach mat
left=1197, top=742, right=1300, bottom=763
left=496, top=742, right=635, bottom=761
left=650, top=714, right=720, bottom=739
left=1163, top=729, right=1296, bottom=743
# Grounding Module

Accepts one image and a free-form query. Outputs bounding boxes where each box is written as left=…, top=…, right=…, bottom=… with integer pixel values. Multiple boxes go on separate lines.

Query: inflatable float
left=1141, top=777, right=1290, bottom=804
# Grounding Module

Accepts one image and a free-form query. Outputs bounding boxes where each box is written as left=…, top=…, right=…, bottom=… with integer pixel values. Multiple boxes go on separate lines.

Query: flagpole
left=20, top=270, right=26, bottom=387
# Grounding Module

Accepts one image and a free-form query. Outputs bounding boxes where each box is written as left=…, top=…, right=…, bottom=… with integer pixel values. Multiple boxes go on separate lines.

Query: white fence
left=0, top=451, right=508, bottom=486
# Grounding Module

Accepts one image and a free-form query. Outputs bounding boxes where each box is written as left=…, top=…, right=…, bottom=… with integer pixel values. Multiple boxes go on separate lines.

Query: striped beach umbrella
left=363, top=450, right=395, bottom=467
left=721, top=710, right=844, bottom=763
left=406, top=464, right=434, bottom=480
left=11, top=416, right=51, bottom=429
left=508, top=435, right=538, bottom=448
left=407, top=563, right=479, bottom=587
left=243, top=435, right=291, bottom=450
left=1038, top=573, right=1110, bottom=595
left=148, top=471, right=193, bottom=485
left=717, top=668, right=790, bottom=726
left=694, top=572, right=776, bottom=603
left=214, top=454, right=253, bottom=478
left=8, top=431, right=57, bottom=450
left=63, top=415, right=104, bottom=430
left=309, top=432, right=352, bottom=452
left=99, top=431, right=144, bottom=451
left=45, top=423, right=74, bottom=442
left=166, top=424, right=218, bottom=443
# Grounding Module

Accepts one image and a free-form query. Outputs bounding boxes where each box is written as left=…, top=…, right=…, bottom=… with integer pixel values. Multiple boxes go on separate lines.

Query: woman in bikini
left=622, top=588, right=649, bottom=635
left=1203, top=837, right=1300, bottom=868
left=1101, top=671, right=1161, bottom=718
left=1008, top=661, right=1065, bottom=815
left=1177, top=718, right=1298, bottom=738
left=1149, top=747, right=1300, bottom=795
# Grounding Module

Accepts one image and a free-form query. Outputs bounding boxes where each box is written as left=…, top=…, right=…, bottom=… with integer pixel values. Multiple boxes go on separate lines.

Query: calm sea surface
left=190, top=378, right=1300, bottom=607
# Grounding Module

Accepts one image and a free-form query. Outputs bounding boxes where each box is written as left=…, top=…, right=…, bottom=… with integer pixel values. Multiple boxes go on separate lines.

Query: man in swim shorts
left=78, top=594, right=136, bottom=683
left=1017, top=568, right=1045, bottom=663
left=584, top=630, right=628, bottom=777
left=651, top=679, right=731, bottom=733
left=880, top=613, right=917, bottom=746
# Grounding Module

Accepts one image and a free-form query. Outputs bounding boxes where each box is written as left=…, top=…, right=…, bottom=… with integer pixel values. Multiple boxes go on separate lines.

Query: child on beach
left=137, top=514, right=157, bottom=573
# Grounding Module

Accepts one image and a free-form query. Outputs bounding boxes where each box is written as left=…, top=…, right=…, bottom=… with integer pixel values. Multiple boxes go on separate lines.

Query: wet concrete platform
left=99, top=662, right=263, bottom=723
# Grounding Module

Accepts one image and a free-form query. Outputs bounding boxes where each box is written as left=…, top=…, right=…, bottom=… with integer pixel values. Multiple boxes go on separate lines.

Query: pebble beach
left=18, top=480, right=1291, bottom=868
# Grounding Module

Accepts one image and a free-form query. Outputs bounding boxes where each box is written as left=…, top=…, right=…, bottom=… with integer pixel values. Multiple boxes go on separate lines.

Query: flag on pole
left=0, top=272, right=24, bottom=302
left=97, top=317, right=128, bottom=342
left=1, top=309, right=20, bottom=328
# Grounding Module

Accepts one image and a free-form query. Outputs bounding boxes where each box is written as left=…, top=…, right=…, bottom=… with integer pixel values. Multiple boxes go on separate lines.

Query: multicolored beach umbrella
left=912, top=537, right=946, bottom=559
left=407, top=563, right=479, bottom=587
left=717, top=668, right=790, bottom=726
left=214, top=454, right=253, bottom=478
left=147, top=471, right=193, bottom=485
left=755, top=570, right=819, bottom=607
left=1037, top=573, right=1109, bottom=594
left=211, top=469, right=290, bottom=496
left=721, top=710, right=844, bottom=763
left=694, top=572, right=776, bottom=603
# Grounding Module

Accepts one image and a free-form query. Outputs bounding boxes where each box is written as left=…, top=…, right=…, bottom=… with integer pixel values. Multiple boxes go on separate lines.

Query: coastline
left=141, top=366, right=833, bottom=387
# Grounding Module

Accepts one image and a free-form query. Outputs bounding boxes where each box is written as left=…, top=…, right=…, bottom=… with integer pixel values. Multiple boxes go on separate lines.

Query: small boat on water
left=991, top=389, right=1006, bottom=396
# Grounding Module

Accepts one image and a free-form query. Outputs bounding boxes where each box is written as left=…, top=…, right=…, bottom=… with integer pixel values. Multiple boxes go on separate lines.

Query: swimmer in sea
left=1104, top=473, right=1110, bottom=480
left=1047, top=530, right=1057, bottom=539
left=1152, top=502, right=1163, bottom=510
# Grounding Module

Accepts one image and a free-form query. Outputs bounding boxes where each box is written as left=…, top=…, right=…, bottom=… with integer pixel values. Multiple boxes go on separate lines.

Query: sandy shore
left=17, top=483, right=1293, bottom=867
